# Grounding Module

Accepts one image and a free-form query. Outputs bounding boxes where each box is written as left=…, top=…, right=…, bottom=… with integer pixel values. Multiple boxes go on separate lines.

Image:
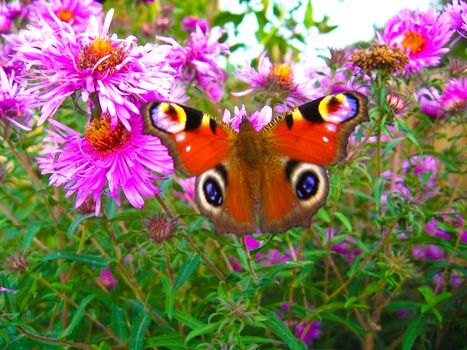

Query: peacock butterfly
left=141, top=91, right=369, bottom=235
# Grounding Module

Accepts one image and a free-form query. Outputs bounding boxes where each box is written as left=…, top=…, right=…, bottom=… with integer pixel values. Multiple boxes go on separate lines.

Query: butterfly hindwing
left=141, top=101, right=234, bottom=176
left=263, top=91, right=369, bottom=166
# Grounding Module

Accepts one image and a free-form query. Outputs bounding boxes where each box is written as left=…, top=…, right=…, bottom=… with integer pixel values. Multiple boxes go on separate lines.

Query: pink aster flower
left=222, top=105, right=273, bottom=132
left=36, top=114, right=174, bottom=215
left=162, top=25, right=229, bottom=101
left=235, top=53, right=316, bottom=112
left=15, top=9, right=176, bottom=129
left=377, top=8, right=455, bottom=72
left=444, top=0, right=467, bottom=36
left=0, top=67, right=34, bottom=131
left=433, top=270, right=464, bottom=290
left=0, top=285, right=15, bottom=293
left=29, top=0, right=103, bottom=32
left=402, top=155, right=439, bottom=190
left=173, top=177, right=196, bottom=202
left=0, top=2, right=13, bottom=33
left=441, top=77, right=467, bottom=116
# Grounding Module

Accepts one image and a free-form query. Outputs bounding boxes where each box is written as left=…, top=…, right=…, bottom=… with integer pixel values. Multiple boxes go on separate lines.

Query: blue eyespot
left=203, top=178, right=223, bottom=206
left=296, top=171, right=319, bottom=200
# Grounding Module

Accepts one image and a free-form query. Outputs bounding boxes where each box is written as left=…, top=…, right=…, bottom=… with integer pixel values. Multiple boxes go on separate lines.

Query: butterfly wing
left=258, top=91, right=369, bottom=233
left=262, top=91, right=369, bottom=166
left=141, top=101, right=235, bottom=176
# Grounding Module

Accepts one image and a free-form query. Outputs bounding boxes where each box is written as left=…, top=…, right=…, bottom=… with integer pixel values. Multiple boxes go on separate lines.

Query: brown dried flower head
left=351, top=44, right=408, bottom=75
left=145, top=213, right=178, bottom=243
left=446, top=57, right=467, bottom=78
left=6, top=251, right=28, bottom=272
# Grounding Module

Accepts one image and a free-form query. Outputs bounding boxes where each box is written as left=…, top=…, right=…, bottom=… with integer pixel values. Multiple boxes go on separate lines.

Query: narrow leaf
left=185, top=323, right=218, bottom=344
left=304, top=0, right=314, bottom=28
left=130, top=312, right=151, bottom=350
left=402, top=314, right=425, bottom=350
left=172, top=310, right=205, bottom=330
left=60, top=294, right=95, bottom=338
left=334, top=212, right=352, bottom=232
left=173, top=254, right=200, bottom=291
left=41, top=252, right=114, bottom=267
left=262, top=309, right=305, bottom=350
left=67, top=214, right=95, bottom=239
left=112, top=304, right=128, bottom=342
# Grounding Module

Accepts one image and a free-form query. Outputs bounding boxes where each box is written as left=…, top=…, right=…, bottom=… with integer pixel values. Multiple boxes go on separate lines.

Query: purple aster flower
left=444, top=0, right=467, bottom=36
left=415, top=87, right=446, bottom=118
left=402, top=155, right=439, bottom=190
left=29, top=0, right=103, bottom=32
left=412, top=244, right=445, bottom=260
left=0, top=39, right=25, bottom=76
left=0, top=67, right=34, bottom=131
left=441, top=77, right=467, bottom=116
left=162, top=25, right=229, bottom=101
left=182, top=16, right=209, bottom=33
left=377, top=8, right=455, bottom=72
left=222, top=105, right=272, bottom=132
left=235, top=53, right=316, bottom=112
left=36, top=114, right=174, bottom=215
left=15, top=9, right=176, bottom=129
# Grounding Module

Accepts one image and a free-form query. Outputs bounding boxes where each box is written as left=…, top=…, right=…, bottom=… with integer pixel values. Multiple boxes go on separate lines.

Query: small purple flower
left=162, top=25, right=229, bottom=101
left=0, top=285, right=15, bottom=293
left=326, top=228, right=361, bottom=264
left=415, top=87, right=445, bottom=118
left=29, top=0, right=103, bottom=32
left=0, top=2, right=13, bottom=33
left=235, top=53, right=315, bottom=112
left=0, top=67, right=34, bottom=131
left=443, top=0, right=467, bottom=35
left=97, top=267, right=117, bottom=287
left=182, top=16, right=209, bottom=33
left=412, top=244, right=445, bottom=260
left=295, top=319, right=322, bottom=346
left=15, top=9, right=176, bottom=129
left=402, top=155, right=439, bottom=189
left=433, top=270, right=464, bottom=289
left=36, top=114, right=174, bottom=215
left=377, top=8, right=455, bottom=72
left=222, top=105, right=272, bottom=132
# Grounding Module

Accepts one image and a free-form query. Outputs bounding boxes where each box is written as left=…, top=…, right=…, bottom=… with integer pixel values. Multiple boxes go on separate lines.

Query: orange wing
left=263, top=91, right=369, bottom=166
left=141, top=102, right=235, bottom=176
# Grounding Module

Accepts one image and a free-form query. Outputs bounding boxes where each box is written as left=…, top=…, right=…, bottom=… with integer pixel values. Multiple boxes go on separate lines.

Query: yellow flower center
left=79, top=38, right=126, bottom=73
left=270, top=64, right=293, bottom=88
left=402, top=31, right=426, bottom=55
left=57, top=8, right=75, bottom=23
left=85, top=116, right=130, bottom=156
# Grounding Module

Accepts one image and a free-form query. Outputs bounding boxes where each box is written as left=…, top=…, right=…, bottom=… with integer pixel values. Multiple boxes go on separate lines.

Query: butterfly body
left=142, top=91, right=368, bottom=235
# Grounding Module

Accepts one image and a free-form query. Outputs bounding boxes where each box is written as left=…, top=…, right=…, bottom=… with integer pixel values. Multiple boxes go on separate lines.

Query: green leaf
left=239, top=336, right=284, bottom=345
left=147, top=334, right=184, bottom=348
left=172, top=310, right=205, bottom=330
left=262, top=309, right=305, bottom=350
left=129, top=312, right=151, bottom=350
left=304, top=0, right=314, bottom=28
left=23, top=224, right=41, bottom=250
left=382, top=137, right=404, bottom=158
left=173, top=254, right=200, bottom=291
left=185, top=323, right=218, bottom=344
left=397, top=119, right=420, bottom=146
left=60, top=294, right=95, bottom=338
left=402, top=314, right=425, bottom=350
left=67, top=213, right=95, bottom=239
left=111, top=304, right=128, bottom=343
left=417, top=286, right=434, bottom=303
left=334, top=212, right=352, bottom=231
left=41, top=252, right=114, bottom=267
left=161, top=277, right=174, bottom=319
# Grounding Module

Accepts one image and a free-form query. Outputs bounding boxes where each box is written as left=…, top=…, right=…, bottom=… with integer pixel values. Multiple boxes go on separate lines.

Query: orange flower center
left=402, top=31, right=426, bottom=55
left=85, top=116, right=130, bottom=156
left=79, top=38, right=126, bottom=73
left=57, top=8, right=75, bottom=23
left=270, top=64, right=293, bottom=88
